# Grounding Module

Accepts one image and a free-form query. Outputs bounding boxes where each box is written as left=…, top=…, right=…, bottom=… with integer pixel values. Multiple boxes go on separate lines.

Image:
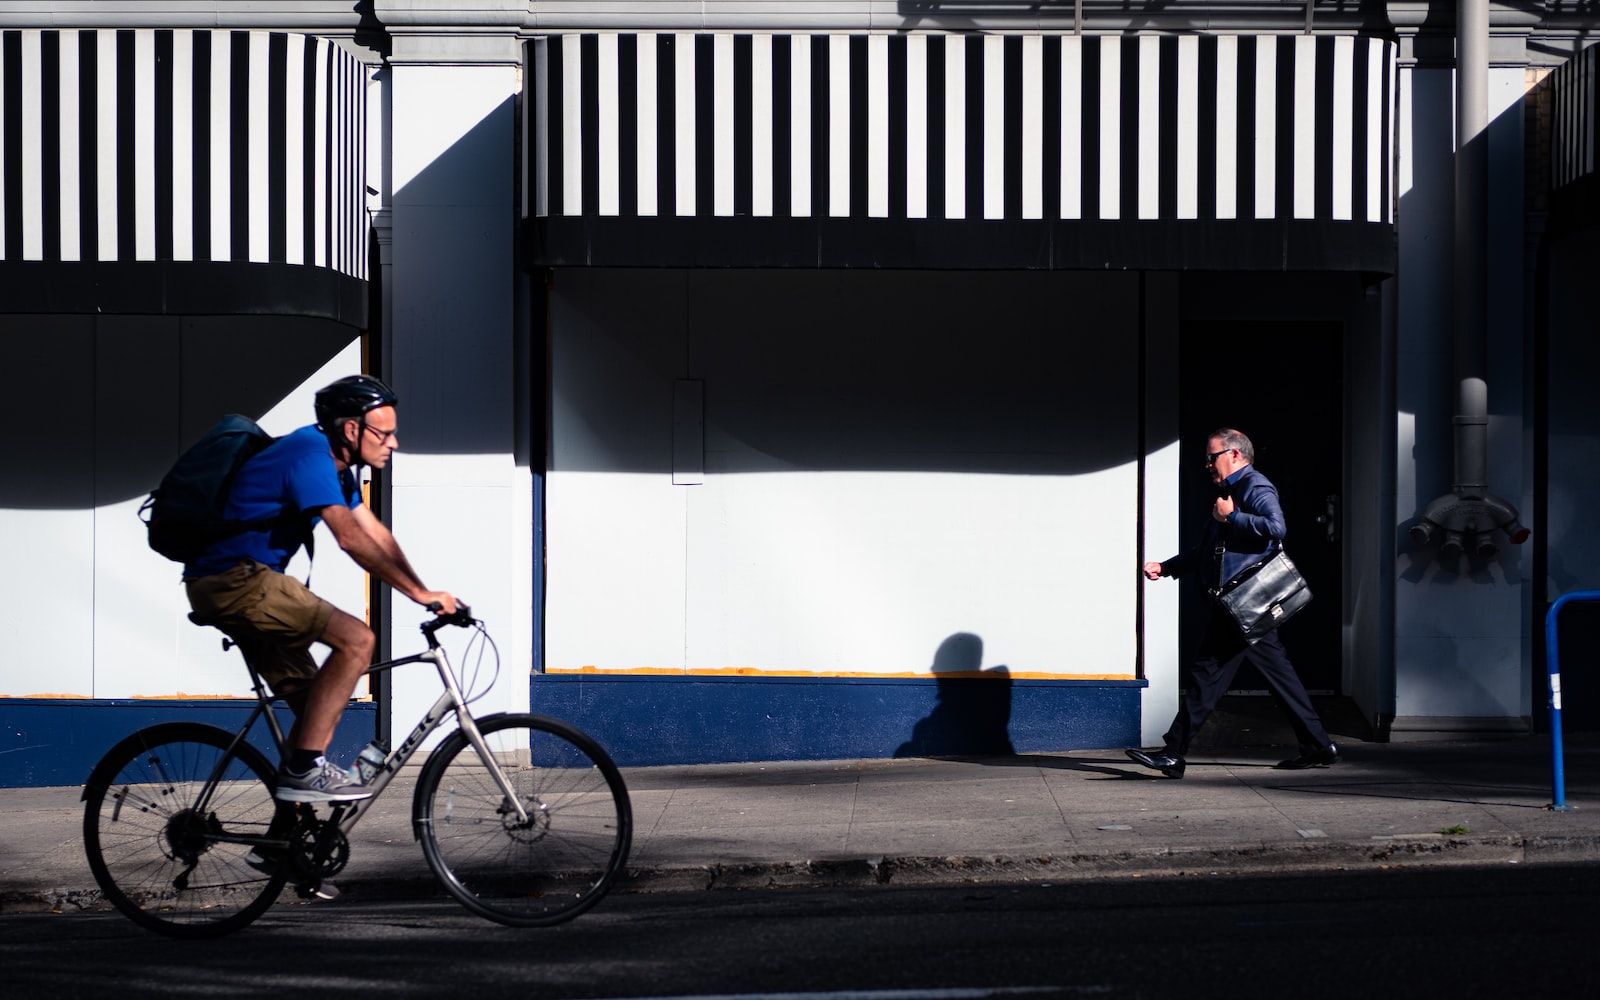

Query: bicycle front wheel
left=82, top=722, right=288, bottom=937
left=415, top=713, right=632, bottom=927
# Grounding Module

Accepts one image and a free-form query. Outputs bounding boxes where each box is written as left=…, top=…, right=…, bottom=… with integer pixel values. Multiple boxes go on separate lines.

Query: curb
left=615, top=834, right=1600, bottom=893
left=7, top=834, right=1600, bottom=917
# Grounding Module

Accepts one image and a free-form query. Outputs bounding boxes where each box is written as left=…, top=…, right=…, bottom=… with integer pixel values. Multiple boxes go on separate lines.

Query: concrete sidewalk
left=3, top=729, right=1598, bottom=914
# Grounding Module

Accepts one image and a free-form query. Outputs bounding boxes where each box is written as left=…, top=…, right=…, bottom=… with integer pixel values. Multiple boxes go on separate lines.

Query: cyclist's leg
left=273, top=679, right=311, bottom=747
left=295, top=608, right=375, bottom=755
left=186, top=563, right=325, bottom=750
left=190, top=565, right=371, bottom=801
left=245, top=607, right=379, bottom=803
left=193, top=566, right=338, bottom=752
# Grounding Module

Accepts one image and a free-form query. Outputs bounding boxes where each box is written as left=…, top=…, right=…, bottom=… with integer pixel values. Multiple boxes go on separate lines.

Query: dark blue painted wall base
left=528, top=674, right=1146, bottom=767
left=1, top=676, right=1142, bottom=785
left=0, top=700, right=376, bottom=789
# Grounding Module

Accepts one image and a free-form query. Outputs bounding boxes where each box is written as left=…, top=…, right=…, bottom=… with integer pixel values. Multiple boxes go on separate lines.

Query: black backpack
left=140, top=415, right=277, bottom=563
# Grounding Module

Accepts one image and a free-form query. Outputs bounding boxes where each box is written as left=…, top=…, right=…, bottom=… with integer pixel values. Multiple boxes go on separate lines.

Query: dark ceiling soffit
left=0, top=261, right=367, bottom=325
left=523, top=216, right=1397, bottom=274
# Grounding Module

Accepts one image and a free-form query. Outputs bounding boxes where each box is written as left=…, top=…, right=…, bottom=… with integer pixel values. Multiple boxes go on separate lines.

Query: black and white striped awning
left=525, top=32, right=1395, bottom=272
left=1549, top=41, right=1600, bottom=232
left=1552, top=42, right=1597, bottom=191
left=0, top=29, right=367, bottom=320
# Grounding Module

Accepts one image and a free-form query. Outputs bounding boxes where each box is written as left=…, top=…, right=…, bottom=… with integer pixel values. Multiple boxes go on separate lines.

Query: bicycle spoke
left=83, top=724, right=288, bottom=937
left=418, top=715, right=631, bottom=926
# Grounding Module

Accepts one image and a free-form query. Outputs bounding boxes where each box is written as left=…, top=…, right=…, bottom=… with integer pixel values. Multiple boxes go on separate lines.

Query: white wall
left=546, top=269, right=1144, bottom=684
left=0, top=317, right=362, bottom=700
left=386, top=58, right=529, bottom=733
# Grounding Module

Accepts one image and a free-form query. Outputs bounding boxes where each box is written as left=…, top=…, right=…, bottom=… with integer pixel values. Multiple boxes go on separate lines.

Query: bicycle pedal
left=295, top=880, right=341, bottom=901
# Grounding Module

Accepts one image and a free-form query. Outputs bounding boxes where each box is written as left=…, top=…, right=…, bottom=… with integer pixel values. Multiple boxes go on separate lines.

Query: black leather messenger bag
left=1209, top=545, right=1313, bottom=644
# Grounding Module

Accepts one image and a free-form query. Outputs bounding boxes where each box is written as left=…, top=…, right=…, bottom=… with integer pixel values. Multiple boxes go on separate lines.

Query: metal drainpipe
left=1411, top=0, right=1530, bottom=557
left=1456, top=0, right=1489, bottom=466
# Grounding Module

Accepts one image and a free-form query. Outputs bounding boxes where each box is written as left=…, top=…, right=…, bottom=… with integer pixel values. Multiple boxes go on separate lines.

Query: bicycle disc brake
left=291, top=819, right=351, bottom=879
left=500, top=796, right=553, bottom=845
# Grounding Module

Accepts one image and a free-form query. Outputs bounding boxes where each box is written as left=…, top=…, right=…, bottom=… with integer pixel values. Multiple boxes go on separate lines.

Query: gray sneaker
left=275, top=757, right=374, bottom=803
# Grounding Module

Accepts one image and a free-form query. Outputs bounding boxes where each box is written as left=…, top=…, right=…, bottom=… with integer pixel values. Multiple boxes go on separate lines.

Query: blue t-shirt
left=184, top=424, right=361, bottom=578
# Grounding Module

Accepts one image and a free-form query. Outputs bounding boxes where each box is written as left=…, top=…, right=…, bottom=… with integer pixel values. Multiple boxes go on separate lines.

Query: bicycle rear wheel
left=415, top=713, right=632, bottom=927
left=82, top=722, right=288, bottom=937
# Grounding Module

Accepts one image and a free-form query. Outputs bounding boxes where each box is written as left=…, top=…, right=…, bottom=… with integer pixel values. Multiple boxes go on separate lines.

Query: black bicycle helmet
left=314, top=374, right=398, bottom=430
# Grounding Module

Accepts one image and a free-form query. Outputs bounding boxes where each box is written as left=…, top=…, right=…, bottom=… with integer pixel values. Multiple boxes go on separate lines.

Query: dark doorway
left=1177, top=321, right=1343, bottom=694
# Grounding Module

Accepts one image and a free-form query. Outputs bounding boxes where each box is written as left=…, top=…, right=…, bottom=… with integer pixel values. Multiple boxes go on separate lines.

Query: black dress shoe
left=1275, top=743, right=1340, bottom=770
left=1126, top=747, right=1186, bottom=778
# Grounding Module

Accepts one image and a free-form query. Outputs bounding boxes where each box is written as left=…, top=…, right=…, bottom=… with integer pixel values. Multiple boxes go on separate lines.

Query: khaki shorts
left=185, top=560, right=335, bottom=694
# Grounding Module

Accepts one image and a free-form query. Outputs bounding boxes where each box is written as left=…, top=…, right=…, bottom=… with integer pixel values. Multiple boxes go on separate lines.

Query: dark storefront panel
left=1539, top=44, right=1600, bottom=731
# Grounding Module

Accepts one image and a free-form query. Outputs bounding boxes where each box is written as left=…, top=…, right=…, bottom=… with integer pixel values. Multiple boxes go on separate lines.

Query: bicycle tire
left=82, top=722, right=289, bottom=937
left=414, top=713, right=632, bottom=927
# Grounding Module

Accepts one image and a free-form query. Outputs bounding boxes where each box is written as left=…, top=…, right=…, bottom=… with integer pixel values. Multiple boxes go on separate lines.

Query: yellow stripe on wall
left=546, top=666, right=1135, bottom=681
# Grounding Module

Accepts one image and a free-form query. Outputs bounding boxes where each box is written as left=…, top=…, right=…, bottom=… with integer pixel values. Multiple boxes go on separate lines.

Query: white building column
left=381, top=16, right=531, bottom=732
left=1140, top=273, right=1182, bottom=746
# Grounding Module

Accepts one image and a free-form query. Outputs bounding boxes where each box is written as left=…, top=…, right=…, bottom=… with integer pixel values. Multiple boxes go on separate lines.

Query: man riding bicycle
left=183, top=375, right=460, bottom=803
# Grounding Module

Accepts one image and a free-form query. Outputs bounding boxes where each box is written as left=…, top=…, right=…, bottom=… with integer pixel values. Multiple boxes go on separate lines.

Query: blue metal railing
left=1543, top=590, right=1599, bottom=811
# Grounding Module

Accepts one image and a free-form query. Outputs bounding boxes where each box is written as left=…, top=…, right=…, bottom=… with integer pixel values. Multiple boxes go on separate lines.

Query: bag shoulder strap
left=1214, top=530, right=1285, bottom=593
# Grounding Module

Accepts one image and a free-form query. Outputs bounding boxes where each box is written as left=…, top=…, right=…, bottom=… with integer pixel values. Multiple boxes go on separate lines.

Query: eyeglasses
left=363, top=424, right=398, bottom=446
left=1205, top=448, right=1233, bottom=466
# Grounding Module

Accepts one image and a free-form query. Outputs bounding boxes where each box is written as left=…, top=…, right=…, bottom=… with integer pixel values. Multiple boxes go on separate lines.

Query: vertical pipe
left=1454, top=0, right=1489, bottom=495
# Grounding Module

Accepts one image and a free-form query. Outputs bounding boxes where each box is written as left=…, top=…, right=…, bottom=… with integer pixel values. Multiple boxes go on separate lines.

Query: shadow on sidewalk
left=918, top=753, right=1153, bottom=779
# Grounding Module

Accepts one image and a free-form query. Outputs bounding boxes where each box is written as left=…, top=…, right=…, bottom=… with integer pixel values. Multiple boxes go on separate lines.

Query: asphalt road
left=4, top=863, right=1597, bottom=999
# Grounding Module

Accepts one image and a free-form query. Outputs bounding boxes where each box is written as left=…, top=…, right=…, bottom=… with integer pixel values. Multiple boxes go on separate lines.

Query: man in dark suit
left=1127, top=428, right=1339, bottom=779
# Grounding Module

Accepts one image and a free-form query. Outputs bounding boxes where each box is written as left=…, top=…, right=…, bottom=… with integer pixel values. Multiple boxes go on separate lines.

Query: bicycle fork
left=404, top=644, right=532, bottom=827
left=433, top=659, right=531, bottom=827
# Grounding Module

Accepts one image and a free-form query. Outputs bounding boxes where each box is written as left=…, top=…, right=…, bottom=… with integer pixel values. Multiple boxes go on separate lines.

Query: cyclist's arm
left=319, top=503, right=458, bottom=615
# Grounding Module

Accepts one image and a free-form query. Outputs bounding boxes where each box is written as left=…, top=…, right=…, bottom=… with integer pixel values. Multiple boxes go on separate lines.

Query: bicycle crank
left=290, top=819, right=350, bottom=879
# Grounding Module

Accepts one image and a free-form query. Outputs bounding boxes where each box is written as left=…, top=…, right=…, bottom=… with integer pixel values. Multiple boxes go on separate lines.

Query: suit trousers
left=1162, top=613, right=1332, bottom=758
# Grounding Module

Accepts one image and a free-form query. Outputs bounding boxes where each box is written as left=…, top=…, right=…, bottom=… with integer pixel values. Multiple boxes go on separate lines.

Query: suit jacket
left=1160, top=464, right=1288, bottom=590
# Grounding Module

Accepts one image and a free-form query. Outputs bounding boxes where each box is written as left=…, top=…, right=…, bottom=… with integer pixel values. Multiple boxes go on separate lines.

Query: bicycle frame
left=211, top=615, right=530, bottom=851
left=86, top=608, right=632, bottom=935
left=338, top=629, right=533, bottom=833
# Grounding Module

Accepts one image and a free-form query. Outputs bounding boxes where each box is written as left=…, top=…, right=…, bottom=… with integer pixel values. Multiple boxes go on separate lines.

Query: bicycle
left=81, top=606, right=632, bottom=937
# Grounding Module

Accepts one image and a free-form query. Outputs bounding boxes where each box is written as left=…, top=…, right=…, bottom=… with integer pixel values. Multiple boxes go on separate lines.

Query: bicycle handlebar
left=423, top=602, right=476, bottom=632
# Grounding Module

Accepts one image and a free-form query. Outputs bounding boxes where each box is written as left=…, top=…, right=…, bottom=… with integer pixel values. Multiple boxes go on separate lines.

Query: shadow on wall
left=387, top=93, right=518, bottom=459
left=894, top=632, right=1016, bottom=758
left=550, top=268, right=1152, bottom=478
left=0, top=314, right=356, bottom=509
left=1394, top=59, right=1526, bottom=567
left=2, top=83, right=523, bottom=512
